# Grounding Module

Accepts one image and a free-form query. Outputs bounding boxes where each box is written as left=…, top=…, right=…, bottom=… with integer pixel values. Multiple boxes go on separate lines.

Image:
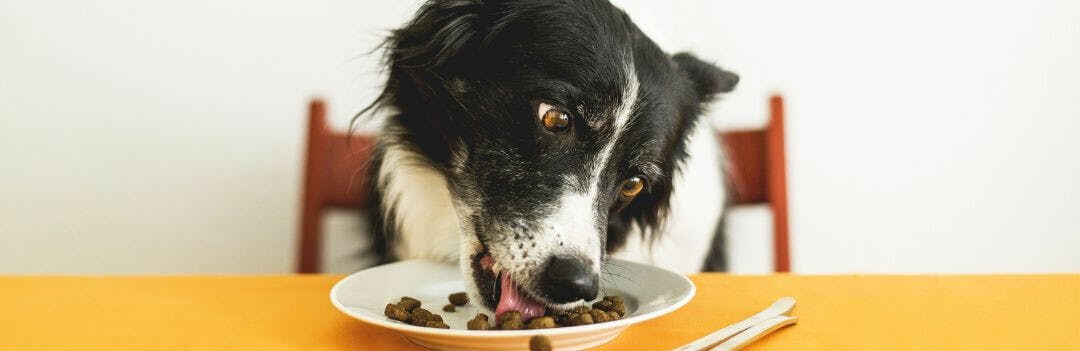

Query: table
left=1, top=274, right=1077, bottom=350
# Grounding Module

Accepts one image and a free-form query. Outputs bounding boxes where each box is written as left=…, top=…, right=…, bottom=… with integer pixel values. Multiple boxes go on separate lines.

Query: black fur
left=363, top=0, right=737, bottom=271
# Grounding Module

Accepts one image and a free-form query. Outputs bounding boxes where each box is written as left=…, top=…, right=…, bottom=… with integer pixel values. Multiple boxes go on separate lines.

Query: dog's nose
left=541, top=255, right=599, bottom=303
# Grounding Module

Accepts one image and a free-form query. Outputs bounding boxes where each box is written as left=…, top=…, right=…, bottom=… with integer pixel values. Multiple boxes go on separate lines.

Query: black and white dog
left=364, top=0, right=737, bottom=319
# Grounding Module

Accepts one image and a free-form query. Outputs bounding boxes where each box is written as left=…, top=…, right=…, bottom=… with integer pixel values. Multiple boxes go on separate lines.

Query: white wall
left=0, top=0, right=415, bottom=273
left=2, top=0, right=1077, bottom=274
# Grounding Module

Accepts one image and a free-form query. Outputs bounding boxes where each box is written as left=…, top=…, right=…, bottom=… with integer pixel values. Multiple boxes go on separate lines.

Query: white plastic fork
left=708, top=315, right=798, bottom=351
left=673, top=297, right=797, bottom=351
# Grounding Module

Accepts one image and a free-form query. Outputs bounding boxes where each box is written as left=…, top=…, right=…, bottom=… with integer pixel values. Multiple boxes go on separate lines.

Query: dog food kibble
left=424, top=320, right=451, bottom=329
left=398, top=296, right=421, bottom=312
left=468, top=313, right=494, bottom=330
left=467, top=313, right=493, bottom=330
left=407, top=308, right=435, bottom=325
left=382, top=297, right=452, bottom=328
left=566, top=312, right=594, bottom=326
left=500, top=319, right=524, bottom=330
left=592, top=300, right=615, bottom=312
left=498, top=311, right=522, bottom=322
left=593, top=295, right=626, bottom=316
left=525, top=316, right=556, bottom=329
left=384, top=304, right=410, bottom=322
left=498, top=310, right=525, bottom=330
left=588, top=309, right=612, bottom=323
left=529, top=335, right=553, bottom=351
left=385, top=295, right=625, bottom=330
left=448, top=292, right=470, bottom=306
left=467, top=318, right=492, bottom=330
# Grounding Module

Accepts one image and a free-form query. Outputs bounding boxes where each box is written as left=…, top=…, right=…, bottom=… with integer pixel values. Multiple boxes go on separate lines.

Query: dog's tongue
left=495, top=273, right=546, bottom=321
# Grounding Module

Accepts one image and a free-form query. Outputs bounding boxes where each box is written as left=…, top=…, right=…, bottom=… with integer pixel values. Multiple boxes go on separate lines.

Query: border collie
left=363, top=0, right=737, bottom=319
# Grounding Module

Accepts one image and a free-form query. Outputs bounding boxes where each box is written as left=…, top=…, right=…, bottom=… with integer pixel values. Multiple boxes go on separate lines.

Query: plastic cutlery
left=673, top=297, right=797, bottom=351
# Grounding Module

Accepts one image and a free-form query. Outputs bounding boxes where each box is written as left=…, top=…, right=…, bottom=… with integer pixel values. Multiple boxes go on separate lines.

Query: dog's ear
left=376, top=0, right=496, bottom=106
left=387, top=0, right=488, bottom=71
left=672, top=52, right=739, bottom=100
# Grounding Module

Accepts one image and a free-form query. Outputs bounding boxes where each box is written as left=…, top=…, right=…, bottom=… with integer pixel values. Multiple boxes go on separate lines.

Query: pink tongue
left=494, top=273, right=546, bottom=321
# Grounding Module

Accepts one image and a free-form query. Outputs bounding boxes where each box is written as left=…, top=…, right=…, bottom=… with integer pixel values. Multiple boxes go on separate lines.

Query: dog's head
left=373, top=0, right=736, bottom=317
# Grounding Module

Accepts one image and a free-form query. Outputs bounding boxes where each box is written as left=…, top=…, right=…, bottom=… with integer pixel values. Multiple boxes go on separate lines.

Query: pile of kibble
left=384, top=293, right=627, bottom=330
left=383, top=292, right=469, bottom=329
left=552, top=295, right=627, bottom=326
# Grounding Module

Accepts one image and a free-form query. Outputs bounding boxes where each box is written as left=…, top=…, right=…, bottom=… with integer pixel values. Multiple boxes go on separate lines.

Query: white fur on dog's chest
left=378, top=144, right=461, bottom=263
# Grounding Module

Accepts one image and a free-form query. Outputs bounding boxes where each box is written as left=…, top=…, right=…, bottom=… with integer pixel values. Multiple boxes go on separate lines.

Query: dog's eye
left=538, top=103, right=571, bottom=134
left=620, top=176, right=645, bottom=198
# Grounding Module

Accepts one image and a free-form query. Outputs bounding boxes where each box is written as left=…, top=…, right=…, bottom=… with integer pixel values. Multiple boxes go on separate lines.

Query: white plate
left=330, top=259, right=695, bottom=351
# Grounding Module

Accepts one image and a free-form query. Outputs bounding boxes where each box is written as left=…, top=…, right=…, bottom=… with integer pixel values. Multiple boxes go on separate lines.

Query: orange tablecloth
left=1, top=274, right=1077, bottom=350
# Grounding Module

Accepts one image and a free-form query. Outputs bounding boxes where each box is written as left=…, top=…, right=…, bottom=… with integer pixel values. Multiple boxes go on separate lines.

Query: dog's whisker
left=600, top=270, right=639, bottom=286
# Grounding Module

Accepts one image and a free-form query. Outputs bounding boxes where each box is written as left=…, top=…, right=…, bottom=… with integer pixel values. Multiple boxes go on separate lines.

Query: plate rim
left=329, top=258, right=696, bottom=337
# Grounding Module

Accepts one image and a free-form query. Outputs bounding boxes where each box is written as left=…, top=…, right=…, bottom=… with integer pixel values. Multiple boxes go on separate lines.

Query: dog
left=363, top=0, right=737, bottom=319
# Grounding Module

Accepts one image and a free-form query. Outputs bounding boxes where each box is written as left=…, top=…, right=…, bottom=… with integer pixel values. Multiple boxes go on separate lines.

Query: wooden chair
left=719, top=96, right=790, bottom=272
left=296, top=95, right=789, bottom=273
left=296, top=100, right=376, bottom=273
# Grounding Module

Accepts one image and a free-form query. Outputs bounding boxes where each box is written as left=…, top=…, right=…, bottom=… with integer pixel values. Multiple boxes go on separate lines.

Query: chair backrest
left=718, top=95, right=790, bottom=272
left=297, top=100, right=376, bottom=273
left=297, top=96, right=789, bottom=273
